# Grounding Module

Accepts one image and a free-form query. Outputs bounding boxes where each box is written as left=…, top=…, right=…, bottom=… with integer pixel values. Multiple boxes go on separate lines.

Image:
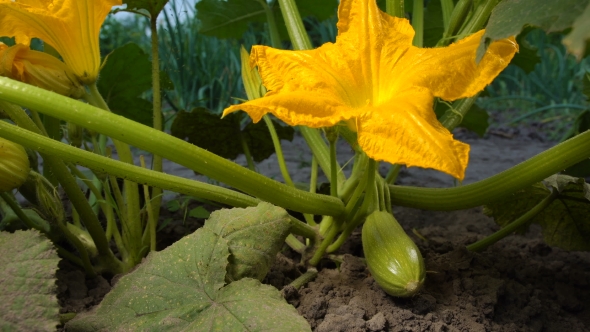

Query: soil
left=56, top=126, right=590, bottom=331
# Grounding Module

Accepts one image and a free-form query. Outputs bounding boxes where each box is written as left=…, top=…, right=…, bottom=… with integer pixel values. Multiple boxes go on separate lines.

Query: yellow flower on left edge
left=0, top=0, right=122, bottom=84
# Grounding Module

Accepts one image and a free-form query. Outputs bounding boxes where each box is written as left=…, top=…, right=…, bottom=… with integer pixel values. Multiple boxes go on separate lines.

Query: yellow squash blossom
left=223, top=0, right=518, bottom=180
left=0, top=0, right=122, bottom=84
left=0, top=43, right=84, bottom=98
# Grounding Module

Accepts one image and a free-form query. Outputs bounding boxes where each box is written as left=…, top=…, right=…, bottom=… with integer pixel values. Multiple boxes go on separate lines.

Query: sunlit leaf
left=204, top=202, right=291, bottom=282
left=476, top=0, right=590, bottom=62
left=67, top=205, right=309, bottom=331
left=0, top=230, right=60, bottom=332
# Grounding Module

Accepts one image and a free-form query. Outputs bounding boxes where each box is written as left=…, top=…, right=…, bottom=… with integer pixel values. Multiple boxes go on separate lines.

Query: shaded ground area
left=57, top=131, right=590, bottom=331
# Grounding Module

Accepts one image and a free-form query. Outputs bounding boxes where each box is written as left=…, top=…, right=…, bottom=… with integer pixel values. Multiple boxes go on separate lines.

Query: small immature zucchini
left=362, top=211, right=425, bottom=297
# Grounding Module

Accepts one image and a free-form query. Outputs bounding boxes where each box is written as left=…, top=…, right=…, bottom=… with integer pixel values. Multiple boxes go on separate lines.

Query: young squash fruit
left=362, top=211, right=425, bottom=297
left=0, top=137, right=30, bottom=192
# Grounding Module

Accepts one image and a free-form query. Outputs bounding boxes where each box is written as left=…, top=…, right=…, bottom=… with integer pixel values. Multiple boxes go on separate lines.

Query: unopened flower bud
left=0, top=137, right=30, bottom=192
left=0, top=43, right=85, bottom=99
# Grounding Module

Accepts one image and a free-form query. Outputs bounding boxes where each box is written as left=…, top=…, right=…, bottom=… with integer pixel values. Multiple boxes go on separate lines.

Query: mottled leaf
left=124, top=0, right=170, bottom=17
left=171, top=107, right=294, bottom=162
left=483, top=182, right=549, bottom=234
left=562, top=2, right=590, bottom=60
left=485, top=175, right=590, bottom=251
left=67, top=206, right=309, bottom=332
left=0, top=230, right=60, bottom=332
left=477, top=0, right=590, bottom=62
left=204, top=202, right=291, bottom=282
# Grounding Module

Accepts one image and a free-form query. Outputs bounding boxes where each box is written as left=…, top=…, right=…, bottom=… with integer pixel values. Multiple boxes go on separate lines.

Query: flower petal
left=223, top=91, right=357, bottom=128
left=357, top=87, right=470, bottom=180
left=0, top=0, right=122, bottom=83
left=0, top=43, right=84, bottom=98
left=381, top=31, right=518, bottom=103
left=337, top=0, right=414, bottom=102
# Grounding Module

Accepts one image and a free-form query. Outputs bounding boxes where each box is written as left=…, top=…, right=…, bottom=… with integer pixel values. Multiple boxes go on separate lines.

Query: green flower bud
left=0, top=137, right=30, bottom=192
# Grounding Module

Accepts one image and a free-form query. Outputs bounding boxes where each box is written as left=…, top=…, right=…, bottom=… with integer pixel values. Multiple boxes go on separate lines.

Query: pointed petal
left=250, top=44, right=368, bottom=108
left=223, top=91, right=357, bottom=128
left=381, top=31, right=517, bottom=103
left=357, top=88, right=470, bottom=180
left=0, top=0, right=122, bottom=83
left=336, top=0, right=414, bottom=102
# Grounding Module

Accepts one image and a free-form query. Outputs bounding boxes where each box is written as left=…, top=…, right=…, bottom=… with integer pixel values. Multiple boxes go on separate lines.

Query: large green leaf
left=204, top=202, right=291, bottom=282
left=510, top=28, right=541, bottom=74
left=67, top=205, right=310, bottom=332
left=423, top=0, right=445, bottom=47
left=170, top=107, right=294, bottom=162
left=476, top=0, right=590, bottom=62
left=0, top=230, right=60, bottom=332
left=98, top=43, right=172, bottom=126
left=124, top=0, right=170, bottom=17
left=484, top=175, right=590, bottom=251
left=196, top=0, right=338, bottom=39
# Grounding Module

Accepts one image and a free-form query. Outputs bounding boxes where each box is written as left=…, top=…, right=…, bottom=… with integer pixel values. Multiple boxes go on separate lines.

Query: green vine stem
left=467, top=189, right=558, bottom=252
left=440, top=0, right=455, bottom=29
left=386, top=0, right=405, bottom=18
left=0, top=78, right=344, bottom=217
left=438, top=0, right=471, bottom=46
left=87, top=83, right=142, bottom=262
left=0, top=121, right=261, bottom=208
left=285, top=267, right=318, bottom=290
left=456, top=0, right=500, bottom=40
left=0, top=100, right=124, bottom=274
left=264, top=115, right=295, bottom=187
left=0, top=192, right=49, bottom=234
left=150, top=14, right=164, bottom=232
left=412, top=0, right=424, bottom=47
left=389, top=130, right=590, bottom=210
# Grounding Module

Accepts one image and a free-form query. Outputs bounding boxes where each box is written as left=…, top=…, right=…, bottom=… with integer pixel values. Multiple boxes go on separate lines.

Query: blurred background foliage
left=98, top=0, right=589, bottom=141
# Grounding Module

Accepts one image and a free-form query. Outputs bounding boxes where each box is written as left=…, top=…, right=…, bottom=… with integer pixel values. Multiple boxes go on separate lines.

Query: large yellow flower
left=223, top=0, right=517, bottom=180
left=0, top=0, right=122, bottom=84
left=0, top=43, right=84, bottom=98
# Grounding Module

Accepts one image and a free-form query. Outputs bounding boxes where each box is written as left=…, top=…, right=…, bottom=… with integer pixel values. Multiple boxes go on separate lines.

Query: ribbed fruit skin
left=362, top=211, right=425, bottom=297
left=0, top=137, right=30, bottom=192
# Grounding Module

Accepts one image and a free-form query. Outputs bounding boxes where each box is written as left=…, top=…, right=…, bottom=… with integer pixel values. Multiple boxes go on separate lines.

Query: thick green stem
left=441, top=0, right=455, bottom=29
left=439, top=94, right=479, bottom=130
left=285, top=234, right=306, bottom=254
left=309, top=223, right=339, bottom=266
left=412, top=0, right=424, bottom=47
left=456, top=0, right=500, bottom=39
left=258, top=0, right=282, bottom=48
left=389, top=130, right=590, bottom=210
left=386, top=0, right=405, bottom=18
left=438, top=0, right=471, bottom=46
left=150, top=15, right=164, bottom=233
left=277, top=0, right=312, bottom=50
left=264, top=115, right=294, bottom=187
left=0, top=79, right=344, bottom=216
left=0, top=100, right=123, bottom=274
left=467, top=190, right=558, bottom=252
left=0, top=121, right=261, bottom=208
